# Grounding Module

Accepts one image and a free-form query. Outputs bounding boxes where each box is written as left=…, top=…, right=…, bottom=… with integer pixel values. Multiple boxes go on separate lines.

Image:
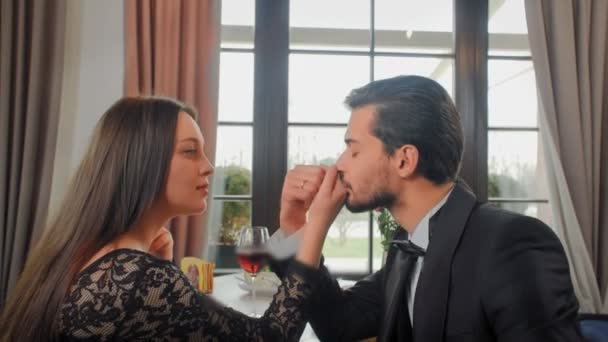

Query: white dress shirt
left=406, top=189, right=452, bottom=325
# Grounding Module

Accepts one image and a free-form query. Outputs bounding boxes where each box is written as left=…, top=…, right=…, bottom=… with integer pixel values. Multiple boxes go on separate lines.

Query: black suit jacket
left=300, top=182, right=582, bottom=341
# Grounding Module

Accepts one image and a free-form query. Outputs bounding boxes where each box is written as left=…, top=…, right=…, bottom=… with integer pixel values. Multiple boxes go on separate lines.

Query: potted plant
left=376, top=208, right=400, bottom=265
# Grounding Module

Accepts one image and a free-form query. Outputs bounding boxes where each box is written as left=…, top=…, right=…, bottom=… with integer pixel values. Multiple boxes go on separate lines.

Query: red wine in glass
left=236, top=226, right=270, bottom=317
left=237, top=250, right=269, bottom=276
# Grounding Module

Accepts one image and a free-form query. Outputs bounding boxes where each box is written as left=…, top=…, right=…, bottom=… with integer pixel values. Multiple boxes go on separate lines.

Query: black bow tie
left=390, top=239, right=426, bottom=257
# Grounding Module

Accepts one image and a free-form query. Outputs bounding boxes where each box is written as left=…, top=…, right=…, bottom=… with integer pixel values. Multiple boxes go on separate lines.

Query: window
left=487, top=0, right=552, bottom=227
left=206, top=0, right=255, bottom=268
left=287, top=0, right=455, bottom=274
left=210, top=0, right=548, bottom=276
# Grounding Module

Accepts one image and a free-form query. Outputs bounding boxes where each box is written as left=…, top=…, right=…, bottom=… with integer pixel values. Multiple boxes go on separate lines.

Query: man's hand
left=307, top=166, right=348, bottom=231
left=280, top=165, right=326, bottom=234
left=296, top=166, right=347, bottom=267
left=149, top=227, right=174, bottom=261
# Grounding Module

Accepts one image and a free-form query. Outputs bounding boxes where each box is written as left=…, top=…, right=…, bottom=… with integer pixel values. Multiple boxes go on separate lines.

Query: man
left=276, top=75, right=581, bottom=341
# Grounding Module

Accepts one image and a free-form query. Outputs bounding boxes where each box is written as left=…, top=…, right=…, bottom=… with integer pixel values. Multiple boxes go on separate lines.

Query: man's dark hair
left=345, top=75, right=464, bottom=184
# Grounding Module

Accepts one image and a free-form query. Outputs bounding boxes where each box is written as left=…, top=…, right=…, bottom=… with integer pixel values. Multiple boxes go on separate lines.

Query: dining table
left=210, top=272, right=356, bottom=341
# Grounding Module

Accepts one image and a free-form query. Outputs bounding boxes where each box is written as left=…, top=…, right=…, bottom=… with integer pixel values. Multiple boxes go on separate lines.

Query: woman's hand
left=296, top=166, right=347, bottom=267
left=149, top=227, right=174, bottom=261
left=279, top=165, right=326, bottom=235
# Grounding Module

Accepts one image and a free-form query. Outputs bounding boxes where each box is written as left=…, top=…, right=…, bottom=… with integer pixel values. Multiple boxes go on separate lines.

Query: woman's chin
left=192, top=203, right=207, bottom=215
left=177, top=201, right=207, bottom=216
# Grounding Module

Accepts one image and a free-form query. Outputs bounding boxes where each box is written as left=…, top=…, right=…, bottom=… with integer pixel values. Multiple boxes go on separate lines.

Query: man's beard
left=345, top=191, right=395, bottom=213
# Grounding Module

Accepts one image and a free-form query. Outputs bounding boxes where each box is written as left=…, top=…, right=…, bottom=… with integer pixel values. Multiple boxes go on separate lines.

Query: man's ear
left=391, top=144, right=419, bottom=178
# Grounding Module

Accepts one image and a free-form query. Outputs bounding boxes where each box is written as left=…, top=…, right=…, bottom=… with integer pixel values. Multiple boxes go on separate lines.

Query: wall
left=48, top=0, right=125, bottom=217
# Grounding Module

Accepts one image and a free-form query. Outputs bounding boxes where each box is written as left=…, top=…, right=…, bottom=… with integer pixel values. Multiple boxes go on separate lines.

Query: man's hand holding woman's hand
left=294, top=166, right=347, bottom=268
left=279, top=165, right=326, bottom=235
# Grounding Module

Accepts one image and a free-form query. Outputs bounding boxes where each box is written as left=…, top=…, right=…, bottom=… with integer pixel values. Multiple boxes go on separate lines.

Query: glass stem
left=251, top=274, right=257, bottom=317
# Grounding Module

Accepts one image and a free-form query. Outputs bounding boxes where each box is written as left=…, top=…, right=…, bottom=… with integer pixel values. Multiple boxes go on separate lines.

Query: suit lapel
left=412, top=181, right=477, bottom=341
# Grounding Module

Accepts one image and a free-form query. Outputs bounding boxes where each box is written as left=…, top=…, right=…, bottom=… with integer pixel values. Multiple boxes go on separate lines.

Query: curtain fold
left=525, top=0, right=608, bottom=313
left=124, top=0, right=220, bottom=264
left=0, top=0, right=66, bottom=305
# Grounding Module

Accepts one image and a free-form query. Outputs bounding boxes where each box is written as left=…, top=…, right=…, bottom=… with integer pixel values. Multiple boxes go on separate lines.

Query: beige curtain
left=0, top=0, right=66, bottom=305
left=525, top=0, right=608, bottom=313
left=124, top=0, right=220, bottom=264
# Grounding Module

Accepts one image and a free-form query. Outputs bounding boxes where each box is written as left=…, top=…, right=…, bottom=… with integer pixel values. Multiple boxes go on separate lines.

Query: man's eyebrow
left=345, top=138, right=360, bottom=146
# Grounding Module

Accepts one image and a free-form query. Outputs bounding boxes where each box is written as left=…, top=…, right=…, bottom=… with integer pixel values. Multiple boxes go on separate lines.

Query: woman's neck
left=80, top=207, right=171, bottom=272
left=116, top=208, right=171, bottom=251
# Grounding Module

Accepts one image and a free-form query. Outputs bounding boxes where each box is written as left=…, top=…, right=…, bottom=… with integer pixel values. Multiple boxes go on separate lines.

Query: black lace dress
left=58, top=249, right=312, bottom=341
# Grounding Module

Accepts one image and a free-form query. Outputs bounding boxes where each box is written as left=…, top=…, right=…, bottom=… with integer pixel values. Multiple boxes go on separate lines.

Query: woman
left=0, top=97, right=346, bottom=341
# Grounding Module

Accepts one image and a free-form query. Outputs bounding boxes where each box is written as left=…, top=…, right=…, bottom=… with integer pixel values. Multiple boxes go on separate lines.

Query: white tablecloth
left=210, top=273, right=355, bottom=341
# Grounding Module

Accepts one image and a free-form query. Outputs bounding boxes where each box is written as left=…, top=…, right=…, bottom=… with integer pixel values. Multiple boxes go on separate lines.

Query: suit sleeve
left=290, top=259, right=384, bottom=341
left=481, top=214, right=583, bottom=342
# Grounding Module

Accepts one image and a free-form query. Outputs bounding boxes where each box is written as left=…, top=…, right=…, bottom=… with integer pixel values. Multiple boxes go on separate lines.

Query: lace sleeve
left=121, top=259, right=311, bottom=341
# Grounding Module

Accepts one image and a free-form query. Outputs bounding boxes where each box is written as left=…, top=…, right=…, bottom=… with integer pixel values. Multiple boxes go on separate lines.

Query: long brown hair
left=0, top=97, right=197, bottom=341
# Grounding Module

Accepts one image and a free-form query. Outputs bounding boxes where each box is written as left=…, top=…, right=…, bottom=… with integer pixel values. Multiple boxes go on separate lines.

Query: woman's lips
left=196, top=184, right=209, bottom=195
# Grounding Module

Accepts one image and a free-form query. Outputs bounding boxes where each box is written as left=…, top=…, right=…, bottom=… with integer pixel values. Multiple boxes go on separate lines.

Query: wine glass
left=236, top=226, right=270, bottom=317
